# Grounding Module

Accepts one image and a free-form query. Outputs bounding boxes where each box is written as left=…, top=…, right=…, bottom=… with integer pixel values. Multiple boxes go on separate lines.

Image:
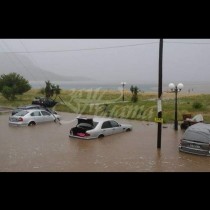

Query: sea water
left=29, top=81, right=210, bottom=94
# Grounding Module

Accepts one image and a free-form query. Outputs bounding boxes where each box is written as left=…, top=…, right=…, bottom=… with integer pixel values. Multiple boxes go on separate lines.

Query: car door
left=30, top=111, right=43, bottom=124
left=110, top=120, right=124, bottom=134
left=101, top=121, right=115, bottom=136
left=40, top=110, right=53, bottom=122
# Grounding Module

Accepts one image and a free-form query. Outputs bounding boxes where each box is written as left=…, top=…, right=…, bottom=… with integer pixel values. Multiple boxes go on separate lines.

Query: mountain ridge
left=0, top=53, right=92, bottom=82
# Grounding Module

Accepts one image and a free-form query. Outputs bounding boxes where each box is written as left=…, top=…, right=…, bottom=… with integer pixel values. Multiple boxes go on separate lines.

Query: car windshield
left=93, top=121, right=98, bottom=128
left=13, top=108, right=23, bottom=112
left=17, top=105, right=39, bottom=109
left=14, top=110, right=29, bottom=116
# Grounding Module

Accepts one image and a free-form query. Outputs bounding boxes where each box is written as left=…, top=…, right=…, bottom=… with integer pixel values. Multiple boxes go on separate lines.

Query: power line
left=0, top=40, right=29, bottom=78
left=0, top=42, right=159, bottom=54
left=19, top=39, right=49, bottom=83
left=0, top=41, right=24, bottom=75
left=1, top=40, right=38, bottom=83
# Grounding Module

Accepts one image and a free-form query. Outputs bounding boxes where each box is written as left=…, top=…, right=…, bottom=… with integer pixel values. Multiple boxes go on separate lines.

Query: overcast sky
left=0, top=39, right=210, bottom=84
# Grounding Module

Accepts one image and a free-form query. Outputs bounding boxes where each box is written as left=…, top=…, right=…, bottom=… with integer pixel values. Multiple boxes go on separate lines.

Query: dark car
left=179, top=123, right=210, bottom=156
left=180, top=114, right=204, bottom=130
left=32, top=97, right=58, bottom=108
left=11, top=105, right=57, bottom=116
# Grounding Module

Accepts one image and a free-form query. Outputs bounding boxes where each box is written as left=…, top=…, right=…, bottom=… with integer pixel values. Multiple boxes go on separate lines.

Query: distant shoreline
left=28, top=88, right=207, bottom=99
left=29, top=81, right=210, bottom=94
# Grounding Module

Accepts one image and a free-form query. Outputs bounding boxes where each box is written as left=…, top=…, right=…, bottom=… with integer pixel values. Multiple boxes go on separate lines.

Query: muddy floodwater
left=1, top=112, right=210, bottom=172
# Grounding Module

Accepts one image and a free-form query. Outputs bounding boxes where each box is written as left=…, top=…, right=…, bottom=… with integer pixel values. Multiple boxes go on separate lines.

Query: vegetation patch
left=1, top=88, right=210, bottom=123
left=192, top=102, right=203, bottom=109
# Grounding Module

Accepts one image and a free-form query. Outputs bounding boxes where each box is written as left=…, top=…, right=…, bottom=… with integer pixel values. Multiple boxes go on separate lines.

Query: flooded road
left=1, top=112, right=210, bottom=172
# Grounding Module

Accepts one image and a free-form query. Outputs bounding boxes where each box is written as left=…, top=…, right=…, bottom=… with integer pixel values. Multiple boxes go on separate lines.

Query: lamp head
left=169, top=83, right=175, bottom=90
left=177, top=83, right=184, bottom=90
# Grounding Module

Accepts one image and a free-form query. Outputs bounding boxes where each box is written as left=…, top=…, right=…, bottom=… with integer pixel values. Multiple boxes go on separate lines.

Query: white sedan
left=69, top=117, right=132, bottom=139
left=9, top=109, right=60, bottom=126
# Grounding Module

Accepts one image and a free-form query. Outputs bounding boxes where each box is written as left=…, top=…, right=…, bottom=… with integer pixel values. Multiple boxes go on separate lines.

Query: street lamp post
left=121, top=82, right=126, bottom=101
left=169, top=83, right=184, bottom=130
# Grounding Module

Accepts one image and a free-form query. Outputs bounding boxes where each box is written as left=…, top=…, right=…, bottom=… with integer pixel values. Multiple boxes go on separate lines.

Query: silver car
left=69, top=117, right=132, bottom=139
left=179, top=123, right=210, bottom=156
left=9, top=109, right=61, bottom=126
left=11, top=105, right=58, bottom=116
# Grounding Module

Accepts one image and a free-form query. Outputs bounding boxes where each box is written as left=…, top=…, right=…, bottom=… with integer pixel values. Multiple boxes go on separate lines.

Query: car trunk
left=9, top=116, right=22, bottom=122
left=180, top=139, right=210, bottom=155
left=70, top=118, right=94, bottom=137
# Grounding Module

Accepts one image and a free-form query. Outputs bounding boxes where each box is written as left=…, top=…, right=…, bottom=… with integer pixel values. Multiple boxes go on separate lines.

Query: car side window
left=31, top=111, right=41, bottom=116
left=110, top=120, right=120, bottom=127
left=101, top=121, right=112, bottom=129
left=41, top=111, right=51, bottom=116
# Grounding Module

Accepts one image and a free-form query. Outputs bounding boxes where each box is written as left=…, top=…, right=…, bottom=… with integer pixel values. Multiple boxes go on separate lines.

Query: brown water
left=1, top=112, right=210, bottom=172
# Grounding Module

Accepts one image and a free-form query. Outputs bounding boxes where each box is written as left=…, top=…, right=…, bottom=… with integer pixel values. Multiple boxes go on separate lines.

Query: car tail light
left=84, top=133, right=90, bottom=137
left=76, top=132, right=90, bottom=137
left=18, top=117, right=23, bottom=122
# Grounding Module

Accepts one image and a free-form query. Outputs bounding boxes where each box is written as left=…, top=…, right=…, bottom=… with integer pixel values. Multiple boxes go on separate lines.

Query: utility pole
left=157, top=39, right=163, bottom=149
left=174, top=88, right=178, bottom=130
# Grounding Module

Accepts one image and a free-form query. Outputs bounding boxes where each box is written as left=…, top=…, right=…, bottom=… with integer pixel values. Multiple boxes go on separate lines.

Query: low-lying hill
left=0, top=53, right=91, bottom=82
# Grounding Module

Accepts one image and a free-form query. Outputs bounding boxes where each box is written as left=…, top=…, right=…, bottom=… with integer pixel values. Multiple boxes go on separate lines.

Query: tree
left=130, top=85, right=139, bottom=103
left=130, top=85, right=134, bottom=95
left=0, top=72, right=31, bottom=100
left=43, top=80, right=61, bottom=100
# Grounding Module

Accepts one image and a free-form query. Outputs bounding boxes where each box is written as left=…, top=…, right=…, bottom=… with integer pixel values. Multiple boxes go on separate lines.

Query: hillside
left=0, top=53, right=91, bottom=82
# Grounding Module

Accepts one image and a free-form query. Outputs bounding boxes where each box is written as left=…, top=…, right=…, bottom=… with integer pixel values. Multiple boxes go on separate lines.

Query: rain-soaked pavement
left=1, top=112, right=210, bottom=172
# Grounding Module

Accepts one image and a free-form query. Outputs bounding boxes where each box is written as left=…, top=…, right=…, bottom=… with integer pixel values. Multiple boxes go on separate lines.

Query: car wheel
left=98, top=134, right=104, bottom=139
left=126, top=128, right=131, bottom=132
left=28, top=121, right=36, bottom=126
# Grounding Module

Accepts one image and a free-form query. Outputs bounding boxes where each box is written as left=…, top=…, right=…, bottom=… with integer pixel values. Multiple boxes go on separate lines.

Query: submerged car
left=9, top=109, right=60, bottom=126
left=180, top=114, right=204, bottom=130
left=11, top=105, right=57, bottom=116
left=179, top=123, right=210, bottom=156
left=69, top=117, right=132, bottom=139
left=32, top=97, right=58, bottom=108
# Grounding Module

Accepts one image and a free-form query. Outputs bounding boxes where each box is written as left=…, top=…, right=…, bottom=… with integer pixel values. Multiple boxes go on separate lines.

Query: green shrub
left=0, top=73, right=31, bottom=100
left=192, top=102, right=203, bottom=109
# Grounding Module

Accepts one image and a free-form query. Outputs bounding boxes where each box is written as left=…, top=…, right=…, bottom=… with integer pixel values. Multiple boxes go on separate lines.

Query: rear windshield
left=15, top=110, right=29, bottom=116
left=26, top=106, right=40, bottom=109
left=93, top=121, right=98, bottom=128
